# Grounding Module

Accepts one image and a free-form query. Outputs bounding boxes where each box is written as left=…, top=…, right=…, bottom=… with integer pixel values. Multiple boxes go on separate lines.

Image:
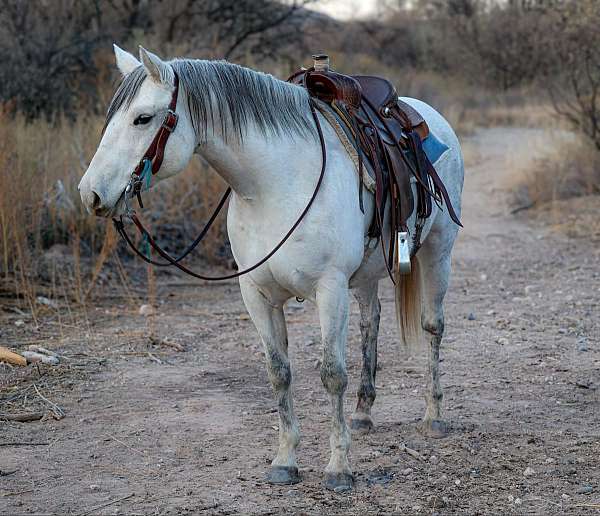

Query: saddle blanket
left=314, top=99, right=449, bottom=193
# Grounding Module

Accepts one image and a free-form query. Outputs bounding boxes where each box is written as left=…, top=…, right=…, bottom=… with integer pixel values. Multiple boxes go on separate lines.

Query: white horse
left=78, top=45, right=464, bottom=491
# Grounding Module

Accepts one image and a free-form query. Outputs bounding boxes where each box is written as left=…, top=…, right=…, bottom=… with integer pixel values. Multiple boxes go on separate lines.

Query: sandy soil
left=2, top=127, right=599, bottom=515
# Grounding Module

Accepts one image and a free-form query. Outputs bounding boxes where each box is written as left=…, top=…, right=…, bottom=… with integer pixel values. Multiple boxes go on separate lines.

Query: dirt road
left=2, top=127, right=599, bottom=515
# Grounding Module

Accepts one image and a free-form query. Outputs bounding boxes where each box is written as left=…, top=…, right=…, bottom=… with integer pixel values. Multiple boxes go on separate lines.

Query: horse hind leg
left=350, top=282, right=380, bottom=434
left=417, top=234, right=454, bottom=438
left=239, top=277, right=301, bottom=484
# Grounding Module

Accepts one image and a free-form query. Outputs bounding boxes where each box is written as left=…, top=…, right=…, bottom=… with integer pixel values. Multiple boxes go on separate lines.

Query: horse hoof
left=422, top=419, right=449, bottom=439
left=266, top=466, right=301, bottom=485
left=324, top=472, right=355, bottom=492
left=350, top=416, right=374, bottom=434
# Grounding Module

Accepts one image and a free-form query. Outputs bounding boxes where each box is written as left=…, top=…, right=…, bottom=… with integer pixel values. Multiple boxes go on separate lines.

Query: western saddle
left=288, top=55, right=461, bottom=278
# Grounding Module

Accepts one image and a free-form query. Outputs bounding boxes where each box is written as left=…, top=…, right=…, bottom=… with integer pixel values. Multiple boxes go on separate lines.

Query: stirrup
left=397, top=231, right=411, bottom=275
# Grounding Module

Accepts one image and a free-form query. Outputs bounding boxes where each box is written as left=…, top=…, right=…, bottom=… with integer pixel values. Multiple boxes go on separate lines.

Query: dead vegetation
left=1, top=0, right=598, bottom=310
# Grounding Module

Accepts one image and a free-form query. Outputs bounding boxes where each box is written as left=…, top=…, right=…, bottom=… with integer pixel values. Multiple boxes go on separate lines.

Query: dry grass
left=0, top=61, right=563, bottom=308
left=523, top=138, right=600, bottom=206
left=507, top=132, right=600, bottom=237
left=0, top=108, right=228, bottom=311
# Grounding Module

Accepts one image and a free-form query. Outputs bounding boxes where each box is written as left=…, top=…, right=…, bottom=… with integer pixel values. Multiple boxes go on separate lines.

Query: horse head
left=78, top=45, right=195, bottom=217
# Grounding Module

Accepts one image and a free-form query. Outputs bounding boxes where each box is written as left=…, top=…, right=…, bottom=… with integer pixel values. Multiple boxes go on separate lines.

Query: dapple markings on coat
left=78, top=45, right=464, bottom=490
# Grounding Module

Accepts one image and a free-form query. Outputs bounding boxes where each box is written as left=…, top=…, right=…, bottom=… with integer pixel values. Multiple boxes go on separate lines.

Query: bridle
left=112, top=70, right=328, bottom=281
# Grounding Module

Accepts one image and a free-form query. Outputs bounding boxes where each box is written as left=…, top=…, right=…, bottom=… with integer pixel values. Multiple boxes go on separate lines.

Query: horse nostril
left=91, top=191, right=102, bottom=209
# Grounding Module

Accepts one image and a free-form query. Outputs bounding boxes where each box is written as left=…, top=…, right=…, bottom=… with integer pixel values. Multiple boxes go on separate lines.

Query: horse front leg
left=350, top=282, right=380, bottom=433
left=316, top=273, right=354, bottom=491
left=239, top=277, right=301, bottom=484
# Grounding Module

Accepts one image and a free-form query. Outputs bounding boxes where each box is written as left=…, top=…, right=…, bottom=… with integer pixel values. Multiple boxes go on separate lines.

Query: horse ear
left=139, top=46, right=173, bottom=86
left=113, top=44, right=140, bottom=76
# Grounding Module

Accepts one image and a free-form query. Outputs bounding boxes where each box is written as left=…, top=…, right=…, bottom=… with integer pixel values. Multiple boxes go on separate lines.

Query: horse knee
left=320, top=356, right=347, bottom=395
left=422, top=313, right=444, bottom=337
left=266, top=348, right=292, bottom=393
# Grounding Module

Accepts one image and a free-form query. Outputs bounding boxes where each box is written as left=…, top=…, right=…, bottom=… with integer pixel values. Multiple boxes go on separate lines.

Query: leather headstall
left=127, top=72, right=180, bottom=209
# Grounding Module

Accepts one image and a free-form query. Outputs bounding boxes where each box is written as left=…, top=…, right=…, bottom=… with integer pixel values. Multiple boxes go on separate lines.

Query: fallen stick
left=0, top=412, right=44, bottom=422
left=27, top=345, right=59, bottom=357
left=1, top=489, right=34, bottom=497
left=400, top=444, right=426, bottom=461
left=22, top=351, right=59, bottom=365
left=79, top=492, right=135, bottom=516
left=149, top=335, right=186, bottom=352
left=33, top=384, right=65, bottom=420
left=0, top=347, right=27, bottom=367
left=0, top=442, right=49, bottom=447
left=147, top=352, right=163, bottom=365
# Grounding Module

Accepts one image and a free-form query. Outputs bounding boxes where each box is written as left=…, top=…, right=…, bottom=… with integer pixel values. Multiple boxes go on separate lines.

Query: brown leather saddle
left=288, top=55, right=461, bottom=278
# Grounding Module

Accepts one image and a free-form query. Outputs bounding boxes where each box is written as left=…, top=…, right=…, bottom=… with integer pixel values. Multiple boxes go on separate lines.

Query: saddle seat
left=352, top=75, right=429, bottom=141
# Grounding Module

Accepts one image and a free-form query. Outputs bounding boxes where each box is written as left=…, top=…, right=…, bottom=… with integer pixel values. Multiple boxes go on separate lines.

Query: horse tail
left=395, top=256, right=423, bottom=350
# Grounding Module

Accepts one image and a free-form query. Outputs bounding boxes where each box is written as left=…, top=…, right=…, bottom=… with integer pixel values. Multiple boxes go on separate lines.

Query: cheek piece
left=124, top=71, right=180, bottom=211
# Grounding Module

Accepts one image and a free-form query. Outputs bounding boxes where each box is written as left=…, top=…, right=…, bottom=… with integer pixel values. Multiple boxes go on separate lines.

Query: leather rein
left=112, top=70, right=328, bottom=281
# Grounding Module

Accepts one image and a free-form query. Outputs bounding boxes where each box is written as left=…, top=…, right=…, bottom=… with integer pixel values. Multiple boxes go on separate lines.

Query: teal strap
left=141, top=159, right=152, bottom=189
left=140, top=159, right=152, bottom=259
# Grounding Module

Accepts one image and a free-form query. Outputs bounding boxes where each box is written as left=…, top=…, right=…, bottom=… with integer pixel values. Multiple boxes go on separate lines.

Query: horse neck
left=195, top=126, right=316, bottom=202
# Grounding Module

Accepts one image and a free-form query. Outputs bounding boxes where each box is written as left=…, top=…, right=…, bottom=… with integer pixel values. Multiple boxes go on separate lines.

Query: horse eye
left=133, top=114, right=153, bottom=126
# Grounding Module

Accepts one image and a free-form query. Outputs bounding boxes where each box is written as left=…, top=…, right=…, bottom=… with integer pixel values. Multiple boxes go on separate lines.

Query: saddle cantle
left=288, top=55, right=461, bottom=279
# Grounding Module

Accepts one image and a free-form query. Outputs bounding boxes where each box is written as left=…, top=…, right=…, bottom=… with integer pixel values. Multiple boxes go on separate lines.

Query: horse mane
left=105, top=59, right=314, bottom=142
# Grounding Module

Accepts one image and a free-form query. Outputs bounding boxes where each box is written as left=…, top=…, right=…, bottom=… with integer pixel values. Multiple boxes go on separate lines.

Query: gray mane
left=105, top=59, right=314, bottom=141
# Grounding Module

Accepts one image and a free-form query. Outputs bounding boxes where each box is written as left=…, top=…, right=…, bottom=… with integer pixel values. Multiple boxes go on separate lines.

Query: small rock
left=577, top=485, right=593, bottom=495
left=429, top=455, right=439, bottom=465
left=333, top=485, right=351, bottom=493
left=139, top=304, right=156, bottom=317
left=561, top=493, right=570, bottom=500
left=89, top=484, right=100, bottom=491
left=577, top=337, right=589, bottom=352
left=515, top=497, right=522, bottom=505
left=496, top=337, right=509, bottom=346
left=401, top=467, right=413, bottom=476
left=14, top=319, right=25, bottom=327
left=36, top=296, right=58, bottom=309
left=523, top=466, right=536, bottom=477
left=454, top=479, right=461, bottom=486
left=467, top=313, right=476, bottom=321
left=427, top=494, right=446, bottom=508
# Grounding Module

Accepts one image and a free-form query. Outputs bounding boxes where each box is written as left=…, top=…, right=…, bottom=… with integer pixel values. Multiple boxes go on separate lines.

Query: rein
left=113, top=71, right=328, bottom=281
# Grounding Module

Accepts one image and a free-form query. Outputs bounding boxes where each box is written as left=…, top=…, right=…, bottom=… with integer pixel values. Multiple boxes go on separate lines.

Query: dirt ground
left=2, top=127, right=599, bottom=515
